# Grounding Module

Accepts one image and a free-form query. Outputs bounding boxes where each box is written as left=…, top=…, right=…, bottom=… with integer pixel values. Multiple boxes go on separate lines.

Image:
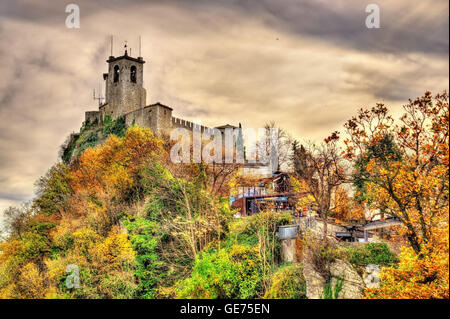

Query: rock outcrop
left=329, top=259, right=365, bottom=299
left=302, top=254, right=365, bottom=299
left=302, top=253, right=326, bottom=299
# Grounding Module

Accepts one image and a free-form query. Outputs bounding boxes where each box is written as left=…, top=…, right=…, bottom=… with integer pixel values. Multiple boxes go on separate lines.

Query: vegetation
left=345, top=243, right=398, bottom=267
left=365, top=229, right=449, bottom=299
left=344, top=92, right=449, bottom=298
left=264, top=264, right=307, bottom=299
left=102, top=115, right=126, bottom=138
left=303, top=232, right=344, bottom=281
left=292, top=133, right=347, bottom=240
left=61, top=134, right=79, bottom=164
left=60, top=116, right=126, bottom=164
left=322, top=276, right=344, bottom=299
left=0, top=91, right=447, bottom=299
left=176, top=245, right=263, bottom=299
left=122, top=218, right=163, bottom=299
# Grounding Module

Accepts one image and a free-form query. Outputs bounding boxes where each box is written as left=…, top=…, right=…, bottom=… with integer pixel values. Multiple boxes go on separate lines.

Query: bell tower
left=102, top=44, right=146, bottom=118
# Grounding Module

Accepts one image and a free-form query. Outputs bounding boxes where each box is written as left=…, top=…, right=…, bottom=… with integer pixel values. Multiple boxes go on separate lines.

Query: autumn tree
left=343, top=91, right=449, bottom=299
left=344, top=91, right=449, bottom=255
left=292, top=132, right=348, bottom=240
left=2, top=203, right=33, bottom=240
left=33, top=163, right=72, bottom=218
left=258, top=122, right=295, bottom=171
left=329, top=186, right=367, bottom=222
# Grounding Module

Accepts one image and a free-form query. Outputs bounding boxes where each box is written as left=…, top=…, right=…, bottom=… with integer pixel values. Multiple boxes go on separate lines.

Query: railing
left=298, top=216, right=317, bottom=232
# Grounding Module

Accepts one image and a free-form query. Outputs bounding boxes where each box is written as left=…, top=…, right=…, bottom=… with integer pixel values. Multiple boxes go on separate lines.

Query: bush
left=322, top=276, right=344, bottom=299
left=60, top=134, right=79, bottom=164
left=77, top=131, right=100, bottom=156
left=226, top=211, right=292, bottom=248
left=103, top=115, right=126, bottom=138
left=346, top=243, right=397, bottom=266
left=98, top=271, right=137, bottom=299
left=176, top=245, right=263, bottom=299
left=123, top=218, right=165, bottom=299
left=264, top=264, right=307, bottom=299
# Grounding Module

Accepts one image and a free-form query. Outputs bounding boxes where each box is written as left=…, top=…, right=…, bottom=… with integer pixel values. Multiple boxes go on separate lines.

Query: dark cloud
left=2, top=0, right=447, bottom=56
left=339, top=54, right=449, bottom=102
left=0, top=192, right=31, bottom=203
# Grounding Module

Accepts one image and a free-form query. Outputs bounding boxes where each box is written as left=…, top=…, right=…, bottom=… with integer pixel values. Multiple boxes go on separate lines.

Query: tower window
left=113, top=65, right=120, bottom=83
left=130, top=66, right=137, bottom=83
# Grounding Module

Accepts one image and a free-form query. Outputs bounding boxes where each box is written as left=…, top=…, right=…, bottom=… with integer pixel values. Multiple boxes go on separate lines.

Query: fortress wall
left=154, top=106, right=172, bottom=136
left=85, top=111, right=101, bottom=123
left=172, top=117, right=211, bottom=133
left=99, top=103, right=114, bottom=118
left=124, top=107, right=155, bottom=133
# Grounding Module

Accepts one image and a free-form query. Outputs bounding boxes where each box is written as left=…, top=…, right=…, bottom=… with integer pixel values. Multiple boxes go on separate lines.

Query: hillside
left=0, top=124, right=362, bottom=299
left=0, top=92, right=448, bottom=299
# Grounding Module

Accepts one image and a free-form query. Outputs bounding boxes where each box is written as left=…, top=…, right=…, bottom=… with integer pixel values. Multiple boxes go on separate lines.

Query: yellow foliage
left=92, top=227, right=135, bottom=270
left=15, top=263, right=47, bottom=299
left=366, top=225, right=449, bottom=299
left=290, top=176, right=316, bottom=208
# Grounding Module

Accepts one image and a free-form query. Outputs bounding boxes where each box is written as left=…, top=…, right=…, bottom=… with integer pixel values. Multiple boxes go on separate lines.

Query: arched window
left=130, top=66, right=137, bottom=83
left=113, top=65, right=120, bottom=83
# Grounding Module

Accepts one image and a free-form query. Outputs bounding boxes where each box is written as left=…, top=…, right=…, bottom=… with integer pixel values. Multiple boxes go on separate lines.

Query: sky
left=0, top=0, right=448, bottom=216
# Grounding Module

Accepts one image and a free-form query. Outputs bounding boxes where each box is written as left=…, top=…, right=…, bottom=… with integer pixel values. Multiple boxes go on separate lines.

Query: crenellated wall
left=172, top=117, right=214, bottom=134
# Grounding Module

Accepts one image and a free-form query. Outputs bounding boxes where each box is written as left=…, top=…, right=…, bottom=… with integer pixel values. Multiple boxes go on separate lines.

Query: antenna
left=139, top=35, right=142, bottom=57
left=93, top=86, right=105, bottom=106
left=99, top=81, right=102, bottom=102
left=110, top=35, right=113, bottom=56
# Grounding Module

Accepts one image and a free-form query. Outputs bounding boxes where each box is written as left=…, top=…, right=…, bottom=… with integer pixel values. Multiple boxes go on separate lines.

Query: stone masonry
left=85, top=49, right=233, bottom=137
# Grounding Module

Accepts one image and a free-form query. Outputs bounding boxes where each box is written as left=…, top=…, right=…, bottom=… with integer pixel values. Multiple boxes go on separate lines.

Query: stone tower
left=101, top=48, right=147, bottom=118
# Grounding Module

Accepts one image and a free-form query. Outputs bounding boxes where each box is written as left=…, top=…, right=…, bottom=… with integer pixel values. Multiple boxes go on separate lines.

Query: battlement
left=172, top=117, right=216, bottom=134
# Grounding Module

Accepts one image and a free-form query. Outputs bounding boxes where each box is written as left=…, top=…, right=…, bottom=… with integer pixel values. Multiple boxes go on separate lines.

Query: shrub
left=225, top=211, right=296, bottom=291
left=60, top=134, right=79, bottom=164
left=346, top=243, right=397, bottom=266
left=98, top=271, right=137, bottom=299
left=365, top=232, right=449, bottom=299
left=322, top=276, right=344, bottom=299
left=176, top=245, right=263, bottom=299
left=124, top=218, right=165, bottom=299
left=103, top=115, right=126, bottom=138
left=34, top=163, right=72, bottom=217
left=77, top=131, right=100, bottom=156
left=226, top=211, right=292, bottom=249
left=264, top=264, right=307, bottom=299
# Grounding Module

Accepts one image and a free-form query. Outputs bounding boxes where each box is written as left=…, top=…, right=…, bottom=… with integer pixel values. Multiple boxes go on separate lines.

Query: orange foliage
left=366, top=225, right=449, bottom=299
left=69, top=126, right=163, bottom=199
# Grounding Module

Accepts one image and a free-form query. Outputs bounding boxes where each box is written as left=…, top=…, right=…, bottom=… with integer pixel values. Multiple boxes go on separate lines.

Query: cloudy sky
left=0, top=0, right=448, bottom=214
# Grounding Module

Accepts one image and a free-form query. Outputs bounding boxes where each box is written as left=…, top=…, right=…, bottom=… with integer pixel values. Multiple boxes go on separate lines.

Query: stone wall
left=153, top=104, right=172, bottom=136
left=298, top=217, right=348, bottom=236
left=172, top=117, right=213, bottom=134
left=85, top=111, right=101, bottom=123
left=302, top=244, right=365, bottom=299
left=123, top=103, right=174, bottom=136
left=124, top=106, right=154, bottom=132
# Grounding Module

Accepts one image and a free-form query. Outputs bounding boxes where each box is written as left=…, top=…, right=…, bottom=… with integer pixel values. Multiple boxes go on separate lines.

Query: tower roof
left=215, top=124, right=237, bottom=129
left=107, top=54, right=145, bottom=64
left=146, top=102, right=173, bottom=111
